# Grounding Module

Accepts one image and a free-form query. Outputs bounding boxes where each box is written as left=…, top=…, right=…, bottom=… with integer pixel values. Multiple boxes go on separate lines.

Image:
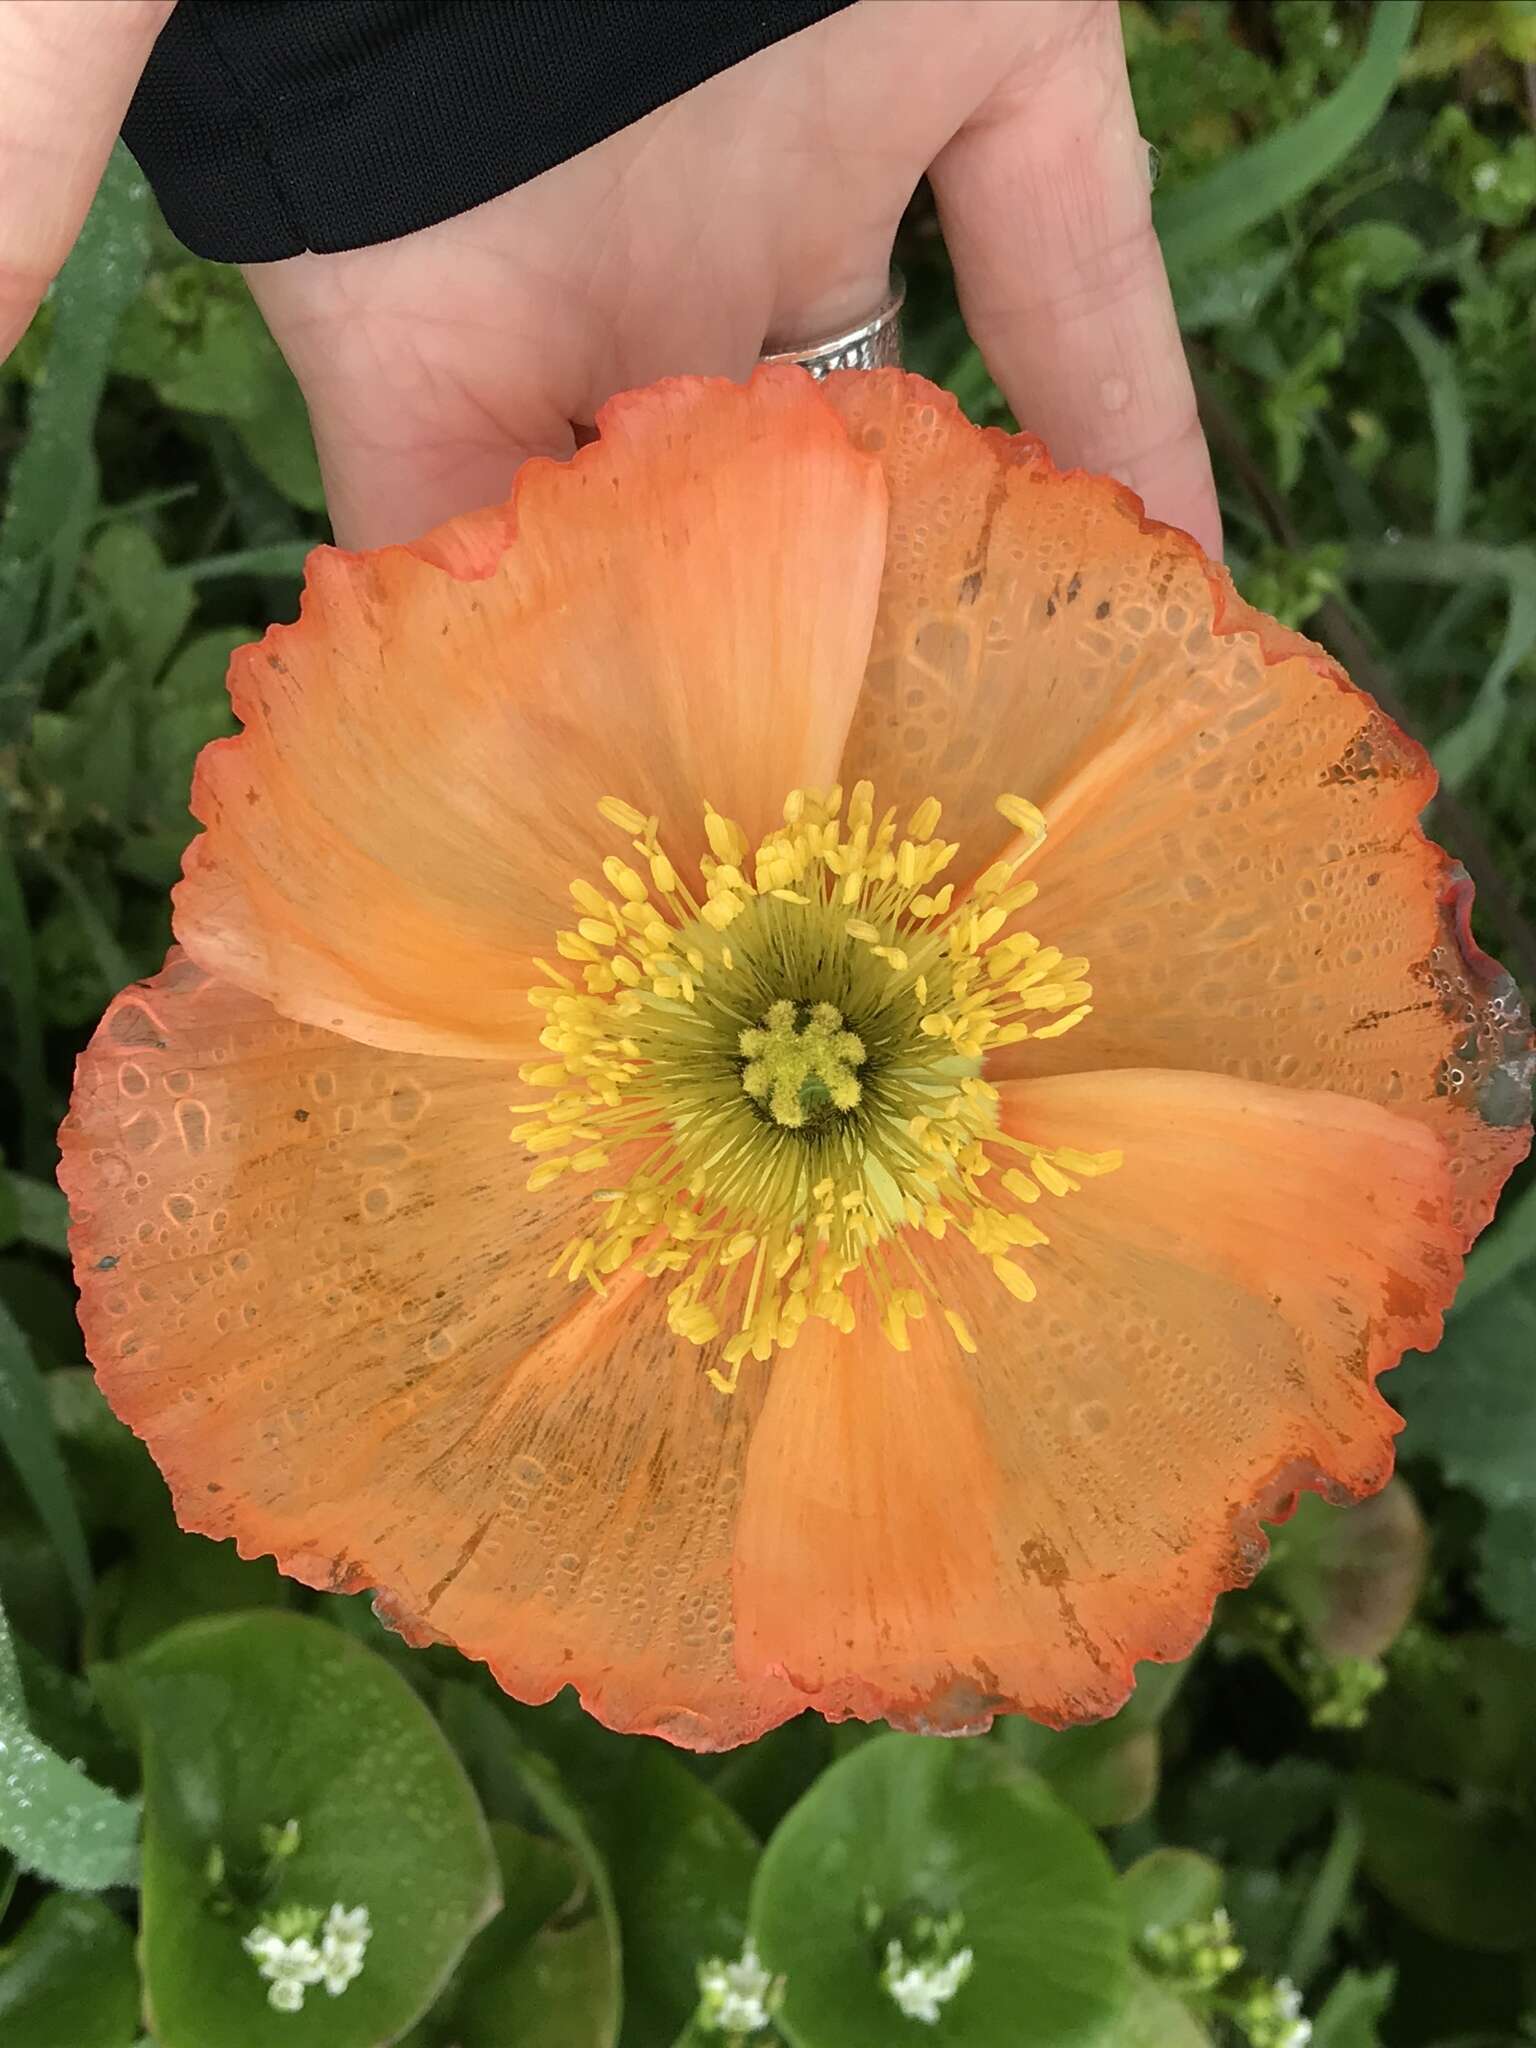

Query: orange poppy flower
left=61, top=369, right=1531, bottom=1748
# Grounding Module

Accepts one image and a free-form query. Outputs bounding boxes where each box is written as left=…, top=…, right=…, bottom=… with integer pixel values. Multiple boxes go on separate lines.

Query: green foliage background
left=2, top=4, right=1535, bottom=2044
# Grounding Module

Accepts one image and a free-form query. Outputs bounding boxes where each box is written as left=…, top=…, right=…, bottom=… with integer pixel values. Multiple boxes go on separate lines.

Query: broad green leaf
left=998, top=1657, right=1189, bottom=1827
left=1476, top=1501, right=1536, bottom=1647
left=1310, top=1966, right=1395, bottom=2048
left=1172, top=243, right=1291, bottom=335
left=437, top=1686, right=622, bottom=2048
left=119, top=1612, right=499, bottom=2048
left=0, top=148, right=151, bottom=710
left=93, top=1525, right=292, bottom=1661
left=0, top=1589, right=139, bottom=1890
left=1395, top=1272, right=1536, bottom=1512
left=751, top=1734, right=1130, bottom=2048
left=0, top=1297, right=92, bottom=1606
left=1454, top=1179, right=1536, bottom=1314
left=146, top=627, right=247, bottom=818
left=4, top=1173, right=69, bottom=1256
left=1118, top=1850, right=1224, bottom=1943
left=0, top=1892, right=139, bottom=2047
left=1354, top=1772, right=1536, bottom=1953
left=235, top=399, right=326, bottom=513
left=1365, top=1634, right=1536, bottom=1799
left=1098, top=1968, right=1211, bottom=2048
left=1264, top=1482, right=1427, bottom=1660
left=89, top=521, right=193, bottom=685
left=1154, top=2, right=1420, bottom=268
left=708, top=1714, right=830, bottom=1841
left=603, top=1745, right=758, bottom=2046
left=434, top=1822, right=617, bottom=2048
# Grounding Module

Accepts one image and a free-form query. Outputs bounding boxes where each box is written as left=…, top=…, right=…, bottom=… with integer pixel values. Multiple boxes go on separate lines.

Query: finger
left=0, top=0, right=173, bottom=359
left=929, top=2, right=1221, bottom=558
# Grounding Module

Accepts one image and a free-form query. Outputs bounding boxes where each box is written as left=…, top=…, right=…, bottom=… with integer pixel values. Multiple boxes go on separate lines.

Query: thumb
left=0, top=0, right=173, bottom=360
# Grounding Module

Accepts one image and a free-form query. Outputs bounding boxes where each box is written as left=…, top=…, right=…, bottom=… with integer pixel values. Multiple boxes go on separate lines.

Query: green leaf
left=0, top=835, right=49, bottom=1171
left=1154, top=2, right=1421, bottom=268
left=0, top=1297, right=92, bottom=1607
left=0, top=1589, right=139, bottom=1891
left=1100, top=1968, right=1212, bottom=2048
left=89, top=522, right=193, bottom=684
left=1395, top=1271, right=1536, bottom=1512
left=1264, top=1482, right=1427, bottom=1661
left=1354, top=1772, right=1536, bottom=1953
left=1453, top=1178, right=1536, bottom=1315
left=1344, top=538, right=1536, bottom=788
left=3, top=1173, right=70, bottom=1256
left=93, top=1525, right=292, bottom=1661
left=437, top=1822, right=618, bottom=2048
left=145, top=628, right=246, bottom=825
left=0, top=1892, right=140, bottom=2047
left=1285, top=1801, right=1365, bottom=1988
left=751, top=1734, right=1130, bottom=2048
left=0, top=148, right=152, bottom=718
left=118, top=1611, right=499, bottom=2048
left=1475, top=1501, right=1536, bottom=1647
left=1383, top=307, right=1470, bottom=541
left=603, top=1745, right=758, bottom=2046
left=234, top=401, right=326, bottom=514
left=1173, top=243, right=1292, bottom=335
left=437, top=1686, right=623, bottom=2048
left=997, top=1658, right=1189, bottom=1827
left=1118, top=1850, right=1224, bottom=1943
left=1365, top=1634, right=1536, bottom=1799
left=1310, top=1965, right=1395, bottom=2048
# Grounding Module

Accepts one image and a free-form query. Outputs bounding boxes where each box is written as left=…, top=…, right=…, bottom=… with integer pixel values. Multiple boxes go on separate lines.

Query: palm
left=244, top=0, right=1217, bottom=555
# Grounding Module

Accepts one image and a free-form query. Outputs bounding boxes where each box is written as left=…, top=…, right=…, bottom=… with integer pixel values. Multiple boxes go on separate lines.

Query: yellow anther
left=704, top=804, right=748, bottom=865
left=996, top=793, right=1048, bottom=848
left=517, top=785, right=1116, bottom=1388
left=602, top=857, right=650, bottom=903
left=598, top=796, right=648, bottom=834
left=908, top=796, right=942, bottom=841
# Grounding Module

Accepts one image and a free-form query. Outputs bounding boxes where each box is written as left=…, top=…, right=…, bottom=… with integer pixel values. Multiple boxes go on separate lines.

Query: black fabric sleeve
left=123, top=0, right=855, bottom=265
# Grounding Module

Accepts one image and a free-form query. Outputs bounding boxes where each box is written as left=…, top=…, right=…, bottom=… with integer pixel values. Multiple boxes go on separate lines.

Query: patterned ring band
left=758, top=270, right=906, bottom=377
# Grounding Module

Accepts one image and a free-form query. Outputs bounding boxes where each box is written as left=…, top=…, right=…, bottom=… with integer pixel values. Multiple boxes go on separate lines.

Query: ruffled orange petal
left=60, top=954, right=798, bottom=1746
left=734, top=1067, right=1464, bottom=1730
left=176, top=369, right=887, bottom=1056
left=818, top=371, right=1530, bottom=1234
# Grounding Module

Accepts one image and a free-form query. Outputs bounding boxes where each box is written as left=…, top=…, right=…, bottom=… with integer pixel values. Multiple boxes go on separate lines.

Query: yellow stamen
left=512, top=782, right=1118, bottom=1386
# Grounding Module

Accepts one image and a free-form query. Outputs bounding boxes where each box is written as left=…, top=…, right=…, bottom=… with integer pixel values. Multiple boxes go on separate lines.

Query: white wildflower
left=882, top=1938, right=975, bottom=2024
left=245, top=1902, right=371, bottom=2013
left=1237, top=1973, right=1313, bottom=2048
left=1472, top=161, right=1501, bottom=193
left=318, top=1902, right=373, bottom=1997
left=242, top=1926, right=324, bottom=2013
left=1273, top=1977, right=1312, bottom=2048
left=697, top=1936, right=778, bottom=2035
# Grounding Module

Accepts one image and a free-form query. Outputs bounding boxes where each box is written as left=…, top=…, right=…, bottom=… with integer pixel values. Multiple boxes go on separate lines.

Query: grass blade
left=0, top=148, right=151, bottom=732
left=0, top=1300, right=93, bottom=1609
left=1155, top=2, right=1421, bottom=268
left=0, top=831, right=51, bottom=1173
left=1344, top=538, right=1536, bottom=789
left=1383, top=307, right=1471, bottom=541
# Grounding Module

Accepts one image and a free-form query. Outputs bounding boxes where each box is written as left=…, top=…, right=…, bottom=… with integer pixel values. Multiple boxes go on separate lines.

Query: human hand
left=1, top=0, right=1219, bottom=558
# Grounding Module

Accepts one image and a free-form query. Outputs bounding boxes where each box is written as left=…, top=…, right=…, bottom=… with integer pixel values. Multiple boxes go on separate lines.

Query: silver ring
left=759, top=271, right=905, bottom=377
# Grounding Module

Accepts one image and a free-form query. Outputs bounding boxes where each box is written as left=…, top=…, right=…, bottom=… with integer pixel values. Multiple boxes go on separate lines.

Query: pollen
left=514, top=783, right=1120, bottom=1388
